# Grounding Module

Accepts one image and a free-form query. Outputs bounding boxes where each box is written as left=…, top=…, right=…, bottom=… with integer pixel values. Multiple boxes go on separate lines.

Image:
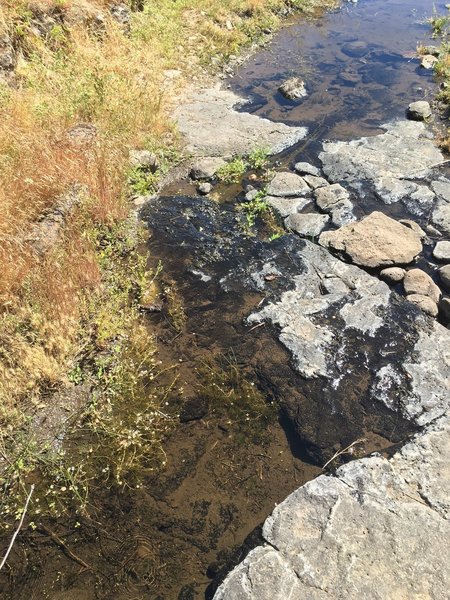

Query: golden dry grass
left=0, top=0, right=332, bottom=426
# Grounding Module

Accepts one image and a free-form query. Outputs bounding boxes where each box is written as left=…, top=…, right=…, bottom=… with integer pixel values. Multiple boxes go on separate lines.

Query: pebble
left=407, top=294, right=439, bottom=317
left=433, top=241, right=450, bottom=262
left=198, top=182, right=212, bottom=195
left=380, top=267, right=406, bottom=284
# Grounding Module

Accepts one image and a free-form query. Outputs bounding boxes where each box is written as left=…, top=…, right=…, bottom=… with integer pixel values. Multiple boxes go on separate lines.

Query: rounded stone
left=439, top=264, right=450, bottom=292
left=407, top=101, right=432, bottom=121
left=380, top=267, right=406, bottom=283
left=198, top=182, right=212, bottom=195
left=403, top=269, right=441, bottom=303
left=433, top=241, right=450, bottom=262
left=439, top=297, right=450, bottom=323
left=407, top=294, right=439, bottom=317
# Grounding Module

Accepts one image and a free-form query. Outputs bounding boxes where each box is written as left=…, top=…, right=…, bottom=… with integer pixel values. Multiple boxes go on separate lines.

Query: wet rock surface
left=319, top=121, right=442, bottom=182
left=215, top=417, right=450, bottom=600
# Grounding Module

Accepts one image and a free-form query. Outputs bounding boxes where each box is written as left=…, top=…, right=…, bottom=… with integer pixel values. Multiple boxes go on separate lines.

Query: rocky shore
left=159, top=77, right=450, bottom=598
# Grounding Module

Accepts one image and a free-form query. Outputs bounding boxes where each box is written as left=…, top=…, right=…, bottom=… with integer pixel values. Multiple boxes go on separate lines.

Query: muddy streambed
left=0, top=1, right=446, bottom=599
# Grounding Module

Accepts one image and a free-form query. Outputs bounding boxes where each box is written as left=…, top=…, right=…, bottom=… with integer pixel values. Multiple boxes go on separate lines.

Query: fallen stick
left=322, top=438, right=366, bottom=471
left=0, top=484, right=35, bottom=571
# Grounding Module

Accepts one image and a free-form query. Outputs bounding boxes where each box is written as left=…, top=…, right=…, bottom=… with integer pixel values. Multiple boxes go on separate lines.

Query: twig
left=322, top=438, right=366, bottom=471
left=39, top=525, right=93, bottom=572
left=0, top=484, right=35, bottom=571
left=248, top=322, right=265, bottom=332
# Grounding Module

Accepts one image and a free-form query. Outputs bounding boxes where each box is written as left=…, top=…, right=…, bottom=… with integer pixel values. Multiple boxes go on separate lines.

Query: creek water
left=0, top=1, right=444, bottom=599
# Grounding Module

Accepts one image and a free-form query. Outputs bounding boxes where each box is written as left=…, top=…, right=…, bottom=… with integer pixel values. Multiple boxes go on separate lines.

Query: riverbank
left=0, top=0, right=338, bottom=525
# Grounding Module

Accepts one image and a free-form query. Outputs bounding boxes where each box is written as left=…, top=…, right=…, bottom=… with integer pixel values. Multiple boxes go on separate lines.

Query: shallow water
left=232, top=0, right=439, bottom=145
left=0, top=1, right=444, bottom=599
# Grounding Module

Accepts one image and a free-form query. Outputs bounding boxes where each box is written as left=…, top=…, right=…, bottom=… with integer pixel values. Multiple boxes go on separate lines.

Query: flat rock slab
left=214, top=417, right=450, bottom=600
left=319, top=211, right=422, bottom=268
left=265, top=195, right=309, bottom=218
left=266, top=172, right=310, bottom=197
left=175, top=87, right=307, bottom=157
left=319, top=120, right=443, bottom=182
left=285, top=212, right=329, bottom=237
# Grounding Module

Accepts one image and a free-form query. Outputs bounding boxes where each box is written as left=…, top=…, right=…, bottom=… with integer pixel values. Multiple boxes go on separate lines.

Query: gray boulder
left=320, top=120, right=443, bottom=183
left=265, top=196, right=309, bottom=218
left=176, top=88, right=307, bottom=157
left=293, top=162, right=321, bottom=176
left=314, top=184, right=354, bottom=226
left=432, top=203, right=450, bottom=236
left=285, top=213, right=329, bottom=237
left=266, top=172, right=310, bottom=197
left=214, top=416, right=450, bottom=600
left=190, top=157, right=226, bottom=180
left=431, top=179, right=450, bottom=203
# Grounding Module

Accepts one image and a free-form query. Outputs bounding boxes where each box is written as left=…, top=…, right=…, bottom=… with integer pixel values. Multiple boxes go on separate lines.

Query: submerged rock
left=278, top=77, right=307, bottom=100
left=319, top=212, right=422, bottom=268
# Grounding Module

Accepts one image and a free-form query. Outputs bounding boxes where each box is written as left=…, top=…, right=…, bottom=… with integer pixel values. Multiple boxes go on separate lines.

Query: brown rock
left=380, top=267, right=406, bottom=283
left=403, top=269, right=441, bottom=303
left=319, top=212, right=422, bottom=268
left=407, top=294, right=439, bottom=317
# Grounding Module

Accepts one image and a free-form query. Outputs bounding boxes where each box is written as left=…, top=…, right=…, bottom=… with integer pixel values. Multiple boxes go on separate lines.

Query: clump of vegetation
left=217, top=148, right=271, bottom=183
left=217, top=157, right=248, bottom=183
left=248, top=147, right=270, bottom=170
left=241, top=189, right=271, bottom=227
left=197, top=353, right=276, bottom=443
left=426, top=8, right=450, bottom=149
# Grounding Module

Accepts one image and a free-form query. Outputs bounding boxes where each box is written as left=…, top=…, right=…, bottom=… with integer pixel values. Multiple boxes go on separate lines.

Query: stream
left=0, top=0, right=448, bottom=599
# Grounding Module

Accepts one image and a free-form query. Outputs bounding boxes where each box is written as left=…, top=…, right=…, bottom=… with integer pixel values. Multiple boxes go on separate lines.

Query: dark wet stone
left=341, top=41, right=370, bottom=57
left=180, top=397, right=209, bottom=422
left=178, top=584, right=196, bottom=600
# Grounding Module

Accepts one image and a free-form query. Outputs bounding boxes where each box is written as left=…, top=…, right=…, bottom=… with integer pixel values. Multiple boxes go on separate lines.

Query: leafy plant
left=217, top=157, right=247, bottom=183
left=248, top=147, right=270, bottom=170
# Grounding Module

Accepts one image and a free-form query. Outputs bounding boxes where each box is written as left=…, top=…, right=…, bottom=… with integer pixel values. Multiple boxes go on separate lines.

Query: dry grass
left=0, top=0, right=332, bottom=425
